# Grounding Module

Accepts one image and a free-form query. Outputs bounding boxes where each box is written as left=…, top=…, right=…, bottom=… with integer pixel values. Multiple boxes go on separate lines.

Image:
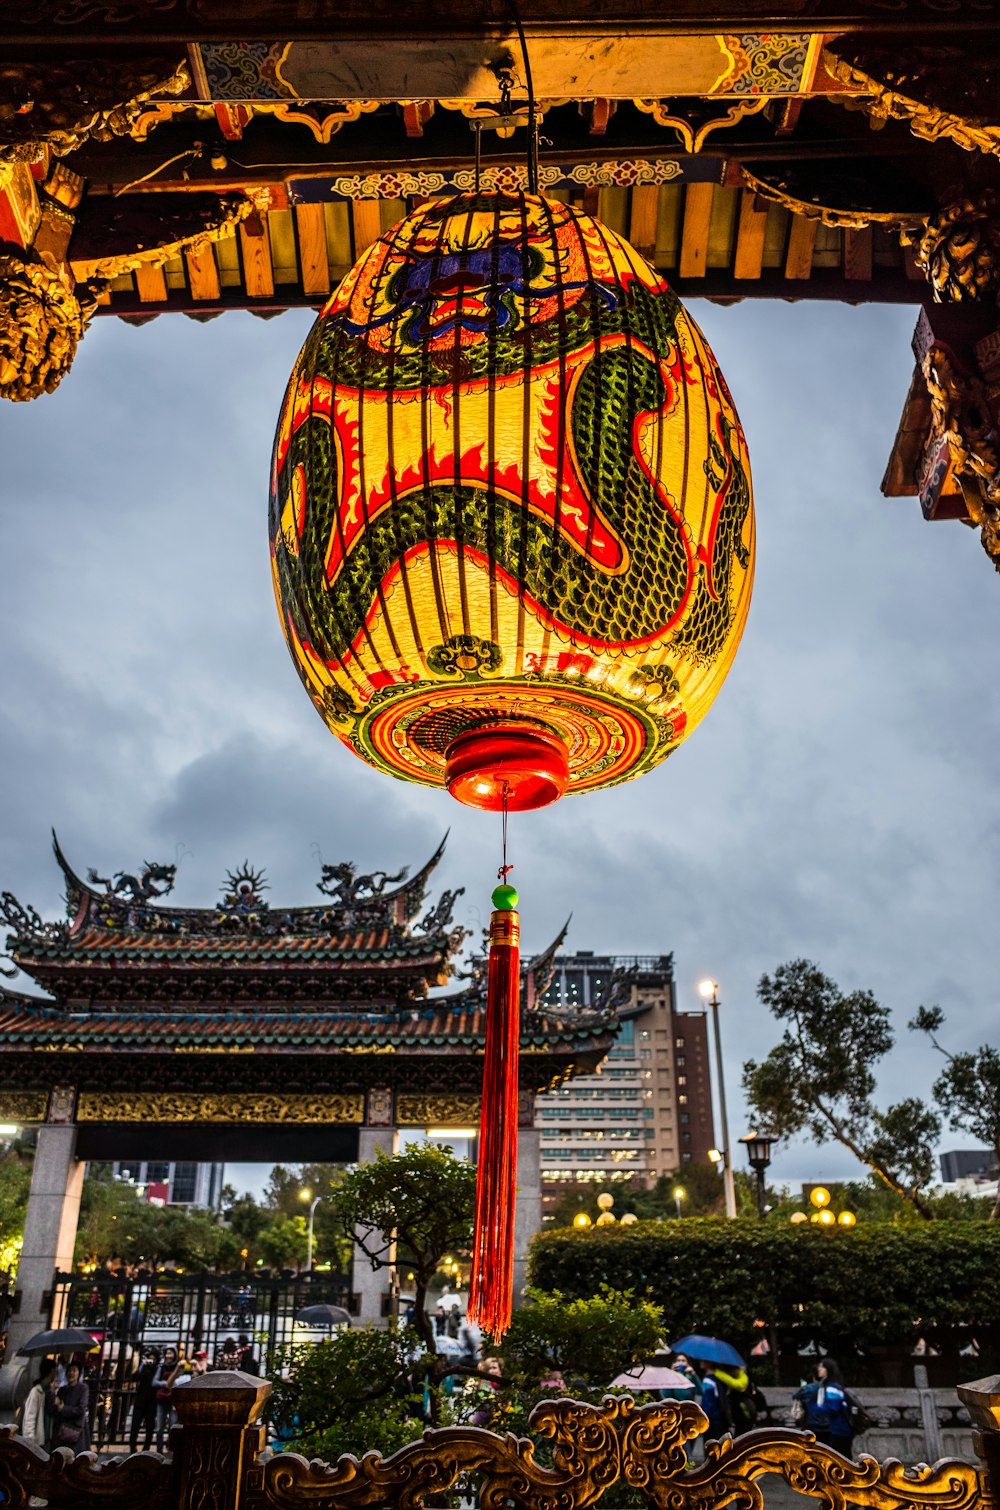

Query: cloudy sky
left=2, top=291, right=998, bottom=1197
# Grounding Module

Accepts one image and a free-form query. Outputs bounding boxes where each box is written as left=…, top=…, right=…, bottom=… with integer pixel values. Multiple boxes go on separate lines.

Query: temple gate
left=0, top=835, right=613, bottom=1389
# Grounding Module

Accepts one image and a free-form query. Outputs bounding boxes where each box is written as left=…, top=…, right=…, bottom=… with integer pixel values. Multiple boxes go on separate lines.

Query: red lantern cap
left=445, top=725, right=570, bottom=811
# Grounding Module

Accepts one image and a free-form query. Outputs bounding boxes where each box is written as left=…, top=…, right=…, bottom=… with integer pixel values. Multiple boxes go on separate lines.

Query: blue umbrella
left=669, top=1334, right=745, bottom=1369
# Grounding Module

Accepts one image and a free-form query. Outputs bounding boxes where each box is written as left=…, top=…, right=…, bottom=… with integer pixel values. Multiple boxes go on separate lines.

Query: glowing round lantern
left=270, top=192, right=754, bottom=810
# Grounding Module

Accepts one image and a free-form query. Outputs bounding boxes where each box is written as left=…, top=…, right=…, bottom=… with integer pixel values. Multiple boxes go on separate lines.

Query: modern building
left=112, top=1160, right=225, bottom=1209
left=940, top=1149, right=995, bottom=1183
left=535, top=952, right=715, bottom=1212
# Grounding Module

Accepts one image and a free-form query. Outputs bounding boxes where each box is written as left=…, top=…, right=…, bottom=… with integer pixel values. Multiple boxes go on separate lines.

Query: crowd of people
left=16, top=1333, right=261, bottom=1455
left=16, top=1313, right=869, bottom=1463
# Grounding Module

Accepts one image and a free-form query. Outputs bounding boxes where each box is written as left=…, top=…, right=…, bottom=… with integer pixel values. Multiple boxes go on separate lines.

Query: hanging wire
left=510, top=2, right=538, bottom=194
left=497, top=782, right=514, bottom=882
left=113, top=143, right=206, bottom=195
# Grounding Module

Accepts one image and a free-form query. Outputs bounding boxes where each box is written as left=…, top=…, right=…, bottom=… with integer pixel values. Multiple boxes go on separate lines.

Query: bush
left=500, top=1285, right=663, bottom=1390
left=528, top=1219, right=1000, bottom=1381
left=268, top=1324, right=427, bottom=1456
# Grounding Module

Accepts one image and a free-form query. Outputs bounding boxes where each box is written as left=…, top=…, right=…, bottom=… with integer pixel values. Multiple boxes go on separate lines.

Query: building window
left=676, top=1055, right=686, bottom=1067
left=678, top=1094, right=688, bottom=1104
left=677, top=1075, right=687, bottom=1086
left=171, top=1163, right=199, bottom=1203
left=680, top=1113, right=690, bottom=1125
left=675, top=1037, right=685, bottom=1048
left=147, top=1162, right=170, bottom=1182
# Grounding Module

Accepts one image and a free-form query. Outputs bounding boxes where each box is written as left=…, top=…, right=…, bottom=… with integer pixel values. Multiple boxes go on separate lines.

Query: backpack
left=846, top=1391, right=876, bottom=1435
left=730, top=1382, right=766, bottom=1432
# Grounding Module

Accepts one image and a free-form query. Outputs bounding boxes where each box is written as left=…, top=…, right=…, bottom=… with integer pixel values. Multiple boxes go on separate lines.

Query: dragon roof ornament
left=47, top=829, right=452, bottom=940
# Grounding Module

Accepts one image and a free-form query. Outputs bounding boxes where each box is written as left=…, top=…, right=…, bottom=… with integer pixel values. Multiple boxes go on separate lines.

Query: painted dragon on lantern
left=269, top=192, right=754, bottom=801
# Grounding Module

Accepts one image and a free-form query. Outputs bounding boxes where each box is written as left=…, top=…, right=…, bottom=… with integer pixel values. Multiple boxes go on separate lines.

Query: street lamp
left=673, top=1185, right=686, bottom=1219
left=699, top=979, right=737, bottom=1219
left=299, top=1188, right=322, bottom=1271
left=739, top=1131, right=777, bottom=1218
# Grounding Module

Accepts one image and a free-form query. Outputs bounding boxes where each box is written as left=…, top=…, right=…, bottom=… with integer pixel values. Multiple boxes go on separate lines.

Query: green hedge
left=528, top=1220, right=1000, bottom=1382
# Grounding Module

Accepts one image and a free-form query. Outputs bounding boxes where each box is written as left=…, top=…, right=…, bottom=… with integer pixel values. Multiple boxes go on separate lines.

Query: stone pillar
left=513, top=1116, right=542, bottom=1307
left=10, top=1121, right=84, bottom=1352
left=0, top=1116, right=84, bottom=1414
left=351, top=1093, right=398, bottom=1327
left=958, top=1376, right=1000, bottom=1510
left=171, top=1369, right=269, bottom=1508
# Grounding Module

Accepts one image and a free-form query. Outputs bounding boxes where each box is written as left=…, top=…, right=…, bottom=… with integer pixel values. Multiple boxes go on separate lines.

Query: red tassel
left=467, top=905, right=520, bottom=1338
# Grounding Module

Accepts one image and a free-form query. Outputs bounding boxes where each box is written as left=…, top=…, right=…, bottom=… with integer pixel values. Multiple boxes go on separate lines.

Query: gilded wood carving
left=0, top=1090, right=49, bottom=1122
left=75, top=1091, right=365, bottom=1123
left=920, top=343, right=1000, bottom=572
left=0, top=250, right=91, bottom=401
left=249, top=1398, right=982, bottom=1510
left=396, top=1093, right=482, bottom=1125
left=0, top=1428, right=173, bottom=1510
left=822, top=50, right=1000, bottom=160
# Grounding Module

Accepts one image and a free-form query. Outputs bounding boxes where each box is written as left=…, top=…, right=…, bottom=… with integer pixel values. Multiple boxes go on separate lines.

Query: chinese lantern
left=269, top=190, right=754, bottom=1333
left=270, top=191, right=754, bottom=814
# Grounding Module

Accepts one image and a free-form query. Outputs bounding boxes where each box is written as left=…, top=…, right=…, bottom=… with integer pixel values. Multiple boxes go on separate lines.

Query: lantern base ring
left=445, top=725, right=570, bottom=811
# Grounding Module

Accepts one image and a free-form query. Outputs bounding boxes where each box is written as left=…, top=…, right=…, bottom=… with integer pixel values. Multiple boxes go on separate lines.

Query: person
left=715, top=1364, right=764, bottom=1433
left=457, top=1314, right=482, bottom=1367
left=20, top=1359, right=57, bottom=1449
left=665, top=1352, right=702, bottom=1403
left=129, top=1347, right=160, bottom=1453
left=237, top=1335, right=258, bottom=1374
left=697, top=1363, right=731, bottom=1437
left=51, top=1360, right=90, bottom=1452
left=463, top=1356, right=503, bottom=1426
left=217, top=1336, right=241, bottom=1371
left=153, top=1345, right=179, bottom=1451
left=433, top=1306, right=448, bottom=1337
left=171, top=1351, right=209, bottom=1390
left=793, top=1357, right=853, bottom=1452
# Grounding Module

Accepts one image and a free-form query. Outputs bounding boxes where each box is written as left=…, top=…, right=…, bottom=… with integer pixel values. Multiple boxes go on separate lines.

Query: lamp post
left=699, top=979, right=737, bottom=1219
left=739, top=1131, right=776, bottom=1218
left=673, top=1185, right=686, bottom=1219
left=299, top=1188, right=322, bottom=1272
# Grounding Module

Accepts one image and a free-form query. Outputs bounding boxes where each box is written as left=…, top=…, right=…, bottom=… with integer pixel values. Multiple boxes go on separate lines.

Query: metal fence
left=49, top=1271, right=356, bottom=1450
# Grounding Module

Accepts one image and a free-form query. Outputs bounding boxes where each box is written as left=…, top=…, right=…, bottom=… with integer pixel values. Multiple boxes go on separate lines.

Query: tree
left=337, top=1142, right=476, bottom=1355
left=258, top=1215, right=309, bottom=1271
left=75, top=1168, right=160, bottom=1265
left=0, top=1142, right=32, bottom=1278
left=743, top=959, right=940, bottom=1218
left=911, top=1005, right=1000, bottom=1218
left=258, top=1163, right=351, bottom=1273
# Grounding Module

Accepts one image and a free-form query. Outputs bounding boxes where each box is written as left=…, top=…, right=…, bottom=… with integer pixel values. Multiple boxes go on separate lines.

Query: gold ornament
left=0, top=251, right=89, bottom=402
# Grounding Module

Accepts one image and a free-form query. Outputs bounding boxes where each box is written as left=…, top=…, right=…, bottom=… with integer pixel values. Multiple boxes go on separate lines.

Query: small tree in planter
left=337, top=1141, right=476, bottom=1355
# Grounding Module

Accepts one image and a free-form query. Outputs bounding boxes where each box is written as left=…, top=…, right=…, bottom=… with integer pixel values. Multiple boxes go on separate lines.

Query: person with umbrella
left=51, top=1360, right=90, bottom=1452
left=20, top=1358, right=57, bottom=1449
left=668, top=1336, right=746, bottom=1440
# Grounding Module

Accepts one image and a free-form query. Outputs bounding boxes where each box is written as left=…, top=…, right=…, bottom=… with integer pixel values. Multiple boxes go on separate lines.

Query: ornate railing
left=2, top=1373, right=998, bottom=1510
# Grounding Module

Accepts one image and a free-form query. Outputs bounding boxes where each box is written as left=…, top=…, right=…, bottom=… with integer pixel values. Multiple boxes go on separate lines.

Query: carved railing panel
left=247, top=1398, right=982, bottom=1510
left=0, top=1427, right=174, bottom=1510
left=0, top=1391, right=987, bottom=1510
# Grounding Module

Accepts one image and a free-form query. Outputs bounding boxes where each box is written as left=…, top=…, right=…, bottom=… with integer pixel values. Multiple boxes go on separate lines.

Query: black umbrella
left=17, top=1327, right=101, bottom=1357
left=294, top=1304, right=352, bottom=1328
